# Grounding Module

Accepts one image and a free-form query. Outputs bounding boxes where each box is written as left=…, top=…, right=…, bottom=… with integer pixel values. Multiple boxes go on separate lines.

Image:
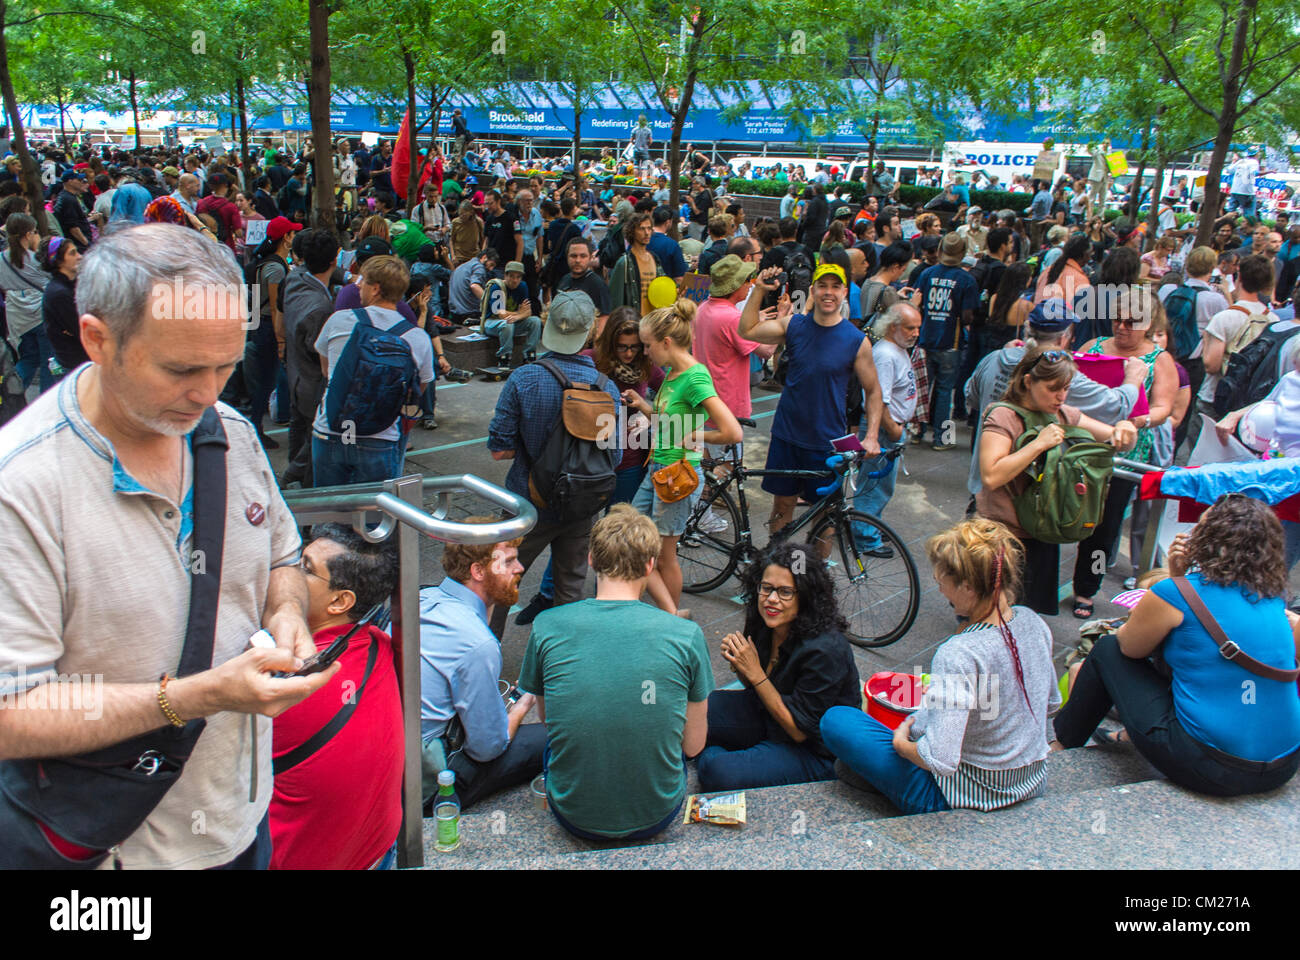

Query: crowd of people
left=0, top=130, right=1297, bottom=870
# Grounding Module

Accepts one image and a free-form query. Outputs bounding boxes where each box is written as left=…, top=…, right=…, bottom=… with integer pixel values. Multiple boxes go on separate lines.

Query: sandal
left=1091, top=727, right=1130, bottom=748
left=1072, top=598, right=1094, bottom=620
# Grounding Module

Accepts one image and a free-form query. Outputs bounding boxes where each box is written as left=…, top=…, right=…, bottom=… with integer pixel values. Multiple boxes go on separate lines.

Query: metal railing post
left=389, top=474, right=425, bottom=869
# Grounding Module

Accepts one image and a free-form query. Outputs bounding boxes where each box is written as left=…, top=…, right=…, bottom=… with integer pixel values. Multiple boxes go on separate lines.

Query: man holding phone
left=0, top=224, right=330, bottom=869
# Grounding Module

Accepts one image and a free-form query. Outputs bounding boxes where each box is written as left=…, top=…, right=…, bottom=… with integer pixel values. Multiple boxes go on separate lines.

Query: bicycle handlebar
left=815, top=446, right=905, bottom=497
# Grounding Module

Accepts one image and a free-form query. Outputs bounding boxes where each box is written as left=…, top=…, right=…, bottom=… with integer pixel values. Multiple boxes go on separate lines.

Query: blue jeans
left=537, top=465, right=644, bottom=600
left=1284, top=520, right=1300, bottom=577
left=15, top=327, right=57, bottom=393
left=696, top=688, right=836, bottom=791
left=1230, top=193, right=1257, bottom=220
left=311, top=433, right=404, bottom=487
left=925, top=346, right=960, bottom=440
left=243, top=321, right=279, bottom=434
left=820, top=706, right=951, bottom=815
left=482, top=315, right=541, bottom=361
left=852, top=431, right=902, bottom=550
left=371, top=843, right=398, bottom=870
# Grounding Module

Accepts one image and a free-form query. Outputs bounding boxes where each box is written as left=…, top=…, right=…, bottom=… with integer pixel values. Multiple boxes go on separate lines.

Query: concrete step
left=417, top=745, right=1171, bottom=868
left=441, top=327, right=528, bottom=371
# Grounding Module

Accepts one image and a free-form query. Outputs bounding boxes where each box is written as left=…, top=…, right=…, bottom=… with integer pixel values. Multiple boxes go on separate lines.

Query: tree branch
left=1238, top=60, right=1300, bottom=117
left=1130, top=13, right=1218, bottom=119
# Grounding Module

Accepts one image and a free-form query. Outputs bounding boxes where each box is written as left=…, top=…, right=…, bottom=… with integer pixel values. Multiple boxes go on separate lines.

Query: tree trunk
left=306, top=0, right=336, bottom=232
left=1194, top=0, right=1254, bottom=246
left=1127, top=117, right=1152, bottom=222
left=865, top=109, right=879, bottom=194
left=1145, top=157, right=1168, bottom=250
left=56, top=89, right=67, bottom=149
left=236, top=75, right=250, bottom=188
left=129, top=69, right=140, bottom=151
left=0, top=4, right=48, bottom=233
left=573, top=104, right=582, bottom=173
left=404, top=49, right=419, bottom=210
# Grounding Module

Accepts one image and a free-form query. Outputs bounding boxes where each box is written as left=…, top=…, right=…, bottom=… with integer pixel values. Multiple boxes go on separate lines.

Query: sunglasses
left=1034, top=349, right=1070, bottom=368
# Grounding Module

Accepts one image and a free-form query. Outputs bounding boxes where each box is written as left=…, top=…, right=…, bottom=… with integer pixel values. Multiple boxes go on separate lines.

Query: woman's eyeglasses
left=616, top=343, right=643, bottom=354
left=757, top=582, right=796, bottom=601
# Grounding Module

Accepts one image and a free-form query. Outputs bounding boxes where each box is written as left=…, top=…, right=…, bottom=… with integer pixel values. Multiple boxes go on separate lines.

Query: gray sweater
left=964, top=344, right=1139, bottom=496
left=911, top=608, right=1060, bottom=780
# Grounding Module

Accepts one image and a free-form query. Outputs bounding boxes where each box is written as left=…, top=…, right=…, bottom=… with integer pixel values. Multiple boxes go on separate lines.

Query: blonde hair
left=590, top=504, right=661, bottom=580
left=360, top=254, right=410, bottom=302
left=356, top=215, right=391, bottom=243
left=926, top=518, right=1024, bottom=611
left=639, top=298, right=696, bottom=349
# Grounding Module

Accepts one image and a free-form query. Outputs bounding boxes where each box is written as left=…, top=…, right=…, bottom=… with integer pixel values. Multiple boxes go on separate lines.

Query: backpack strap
left=536, top=357, right=574, bottom=390
left=352, top=306, right=371, bottom=329
left=272, top=627, right=381, bottom=776
left=179, top=408, right=228, bottom=677
left=1172, top=577, right=1300, bottom=682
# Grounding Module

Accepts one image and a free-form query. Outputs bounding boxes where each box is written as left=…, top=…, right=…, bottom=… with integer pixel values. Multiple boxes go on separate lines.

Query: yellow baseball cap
left=811, top=263, right=847, bottom=286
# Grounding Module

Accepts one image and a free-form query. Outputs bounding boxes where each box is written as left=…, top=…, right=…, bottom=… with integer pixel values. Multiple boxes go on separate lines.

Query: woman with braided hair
left=821, top=518, right=1061, bottom=814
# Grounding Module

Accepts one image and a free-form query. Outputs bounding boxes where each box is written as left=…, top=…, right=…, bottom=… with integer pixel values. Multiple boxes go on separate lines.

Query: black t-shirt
left=484, top=206, right=518, bottom=264
left=52, top=191, right=91, bottom=250
left=556, top=270, right=611, bottom=316
left=970, top=255, right=1006, bottom=327
left=690, top=190, right=713, bottom=225
left=267, top=164, right=291, bottom=192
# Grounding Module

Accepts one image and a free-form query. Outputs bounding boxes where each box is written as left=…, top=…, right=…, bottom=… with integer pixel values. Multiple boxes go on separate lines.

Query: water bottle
left=48, top=357, right=64, bottom=377
left=434, top=769, right=460, bottom=853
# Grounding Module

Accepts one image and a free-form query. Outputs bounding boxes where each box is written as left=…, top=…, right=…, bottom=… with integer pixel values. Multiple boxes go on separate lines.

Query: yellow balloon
left=647, top=276, right=678, bottom=309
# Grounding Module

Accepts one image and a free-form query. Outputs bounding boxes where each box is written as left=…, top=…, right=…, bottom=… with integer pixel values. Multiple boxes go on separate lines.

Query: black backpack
left=1213, top=322, right=1300, bottom=417
left=783, top=247, right=814, bottom=310
left=527, top=360, right=619, bottom=523
left=597, top=221, right=625, bottom=271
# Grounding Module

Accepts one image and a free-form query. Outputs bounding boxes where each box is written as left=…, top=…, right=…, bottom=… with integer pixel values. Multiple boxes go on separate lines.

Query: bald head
left=848, top=246, right=867, bottom=283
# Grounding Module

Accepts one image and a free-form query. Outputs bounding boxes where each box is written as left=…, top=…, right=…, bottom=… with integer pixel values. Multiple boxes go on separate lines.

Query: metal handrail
left=281, top=474, right=536, bottom=870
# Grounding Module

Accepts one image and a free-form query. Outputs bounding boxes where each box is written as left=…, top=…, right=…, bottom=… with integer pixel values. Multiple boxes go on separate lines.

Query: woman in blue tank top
left=1053, top=494, right=1300, bottom=796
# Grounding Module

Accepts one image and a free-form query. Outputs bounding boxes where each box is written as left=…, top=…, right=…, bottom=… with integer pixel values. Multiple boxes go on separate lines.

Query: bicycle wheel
left=678, top=485, right=742, bottom=594
left=813, top=509, right=919, bottom=647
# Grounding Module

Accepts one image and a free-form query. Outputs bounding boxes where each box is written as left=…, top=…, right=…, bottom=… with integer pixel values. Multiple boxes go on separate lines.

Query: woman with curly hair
left=822, top=518, right=1060, bottom=814
left=695, top=541, right=861, bottom=791
left=1053, top=495, right=1300, bottom=796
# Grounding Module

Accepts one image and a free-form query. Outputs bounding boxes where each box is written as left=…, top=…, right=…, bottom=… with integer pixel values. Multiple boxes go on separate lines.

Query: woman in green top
left=627, top=299, right=744, bottom=616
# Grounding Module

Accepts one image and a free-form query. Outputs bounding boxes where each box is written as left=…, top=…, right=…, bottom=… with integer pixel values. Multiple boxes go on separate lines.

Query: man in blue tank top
left=740, top=263, right=883, bottom=543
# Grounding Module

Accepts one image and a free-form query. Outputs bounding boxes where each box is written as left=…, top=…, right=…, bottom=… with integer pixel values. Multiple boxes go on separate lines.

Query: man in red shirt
left=196, top=172, right=243, bottom=253
left=694, top=254, right=776, bottom=438
left=269, top=523, right=403, bottom=870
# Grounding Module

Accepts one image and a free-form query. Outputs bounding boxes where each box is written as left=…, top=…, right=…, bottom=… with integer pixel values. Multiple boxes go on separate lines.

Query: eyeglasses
left=757, top=582, right=796, bottom=601
left=1115, top=319, right=1138, bottom=329
left=298, top=555, right=330, bottom=585
left=616, top=343, right=643, bottom=354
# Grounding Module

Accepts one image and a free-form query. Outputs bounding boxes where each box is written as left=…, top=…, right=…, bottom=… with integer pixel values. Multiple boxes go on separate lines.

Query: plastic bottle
left=434, top=769, right=460, bottom=853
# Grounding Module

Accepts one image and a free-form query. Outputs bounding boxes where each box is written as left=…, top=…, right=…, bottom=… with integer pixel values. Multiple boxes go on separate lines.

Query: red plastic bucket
left=864, top=672, right=925, bottom=729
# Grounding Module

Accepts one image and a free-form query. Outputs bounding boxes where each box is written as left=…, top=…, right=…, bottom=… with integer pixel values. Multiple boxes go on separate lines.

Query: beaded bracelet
left=157, top=674, right=185, bottom=728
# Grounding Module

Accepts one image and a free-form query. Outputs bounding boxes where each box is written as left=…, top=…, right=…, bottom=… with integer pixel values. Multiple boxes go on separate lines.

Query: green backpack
left=988, top=401, right=1114, bottom=545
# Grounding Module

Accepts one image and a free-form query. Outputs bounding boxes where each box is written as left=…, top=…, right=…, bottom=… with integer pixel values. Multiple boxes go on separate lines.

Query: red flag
left=391, top=108, right=433, bottom=204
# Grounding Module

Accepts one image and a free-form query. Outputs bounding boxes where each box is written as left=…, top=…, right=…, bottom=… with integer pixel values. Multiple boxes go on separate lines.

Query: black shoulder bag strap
left=272, top=629, right=380, bottom=776
left=1173, top=576, right=1300, bottom=683
left=180, top=407, right=229, bottom=676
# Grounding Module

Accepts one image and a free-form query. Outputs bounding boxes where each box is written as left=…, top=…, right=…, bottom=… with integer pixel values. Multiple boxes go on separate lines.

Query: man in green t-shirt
left=518, top=504, right=712, bottom=840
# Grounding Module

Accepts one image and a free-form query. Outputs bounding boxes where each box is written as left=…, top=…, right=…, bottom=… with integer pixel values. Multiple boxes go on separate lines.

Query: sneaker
left=446, top=367, right=473, bottom=384
left=419, top=416, right=438, bottom=431
left=515, top=592, right=554, bottom=626
left=910, top=431, right=926, bottom=445
left=523, top=351, right=537, bottom=364
left=696, top=507, right=728, bottom=533
left=931, top=440, right=956, bottom=452
left=494, top=356, right=511, bottom=370
left=853, top=541, right=895, bottom=559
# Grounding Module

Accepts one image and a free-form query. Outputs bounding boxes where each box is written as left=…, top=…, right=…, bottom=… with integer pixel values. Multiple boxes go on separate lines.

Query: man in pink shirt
left=693, top=254, right=776, bottom=463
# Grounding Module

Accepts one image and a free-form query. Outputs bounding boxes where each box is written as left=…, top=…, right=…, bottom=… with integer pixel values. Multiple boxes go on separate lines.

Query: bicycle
left=678, top=429, right=920, bottom=648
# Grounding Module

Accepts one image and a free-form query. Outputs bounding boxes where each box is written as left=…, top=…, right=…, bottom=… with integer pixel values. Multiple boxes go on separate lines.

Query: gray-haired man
left=0, top=224, right=332, bottom=869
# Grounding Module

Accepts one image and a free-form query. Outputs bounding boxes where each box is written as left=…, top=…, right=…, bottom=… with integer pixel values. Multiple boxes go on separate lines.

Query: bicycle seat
left=737, top=417, right=756, bottom=428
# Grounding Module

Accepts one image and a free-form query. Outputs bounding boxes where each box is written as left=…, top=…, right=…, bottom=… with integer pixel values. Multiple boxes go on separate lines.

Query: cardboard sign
left=1106, top=150, right=1128, bottom=177
left=1032, top=150, right=1059, bottom=183
left=679, top=272, right=711, bottom=305
left=1073, top=352, right=1149, bottom=417
left=243, top=218, right=269, bottom=248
